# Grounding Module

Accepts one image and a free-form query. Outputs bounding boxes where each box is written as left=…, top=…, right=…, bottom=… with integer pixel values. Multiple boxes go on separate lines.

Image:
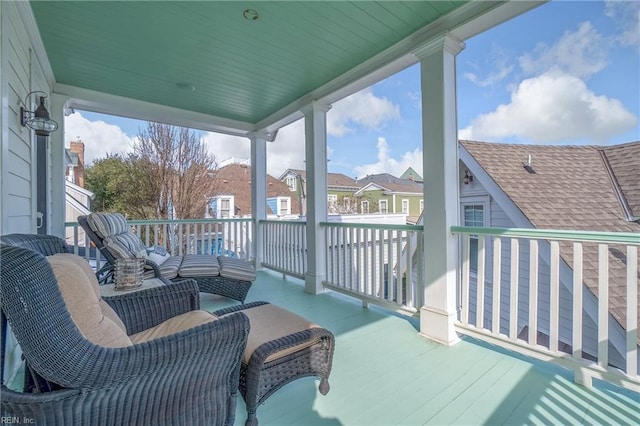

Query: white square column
left=301, top=102, right=330, bottom=294
left=49, top=93, right=70, bottom=238
left=250, top=131, right=269, bottom=270
left=415, top=35, right=464, bottom=346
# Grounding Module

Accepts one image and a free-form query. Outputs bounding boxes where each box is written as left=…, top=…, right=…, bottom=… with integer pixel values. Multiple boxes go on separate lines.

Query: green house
left=354, top=173, right=424, bottom=223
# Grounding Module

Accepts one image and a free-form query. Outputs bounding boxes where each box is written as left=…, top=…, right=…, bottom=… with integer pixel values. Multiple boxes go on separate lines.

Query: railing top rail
left=65, top=218, right=253, bottom=227
left=259, top=219, right=307, bottom=225
left=451, top=225, right=640, bottom=245
left=320, top=222, right=423, bottom=232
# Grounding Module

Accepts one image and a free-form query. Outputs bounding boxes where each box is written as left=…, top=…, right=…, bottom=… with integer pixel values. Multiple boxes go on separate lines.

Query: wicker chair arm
left=0, top=233, right=69, bottom=256
left=143, top=258, right=162, bottom=277
left=103, top=279, right=200, bottom=334
left=50, top=312, right=249, bottom=389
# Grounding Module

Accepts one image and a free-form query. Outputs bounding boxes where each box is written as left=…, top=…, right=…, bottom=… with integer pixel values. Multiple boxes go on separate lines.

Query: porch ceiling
left=29, top=1, right=469, bottom=127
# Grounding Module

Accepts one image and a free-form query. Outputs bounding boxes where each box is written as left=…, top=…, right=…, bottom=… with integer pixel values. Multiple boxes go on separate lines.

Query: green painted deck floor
left=200, top=270, right=640, bottom=426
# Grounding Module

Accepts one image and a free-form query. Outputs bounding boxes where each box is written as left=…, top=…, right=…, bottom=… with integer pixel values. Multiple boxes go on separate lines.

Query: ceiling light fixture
left=242, top=9, right=259, bottom=21
left=20, top=91, right=58, bottom=136
left=176, top=82, right=196, bottom=91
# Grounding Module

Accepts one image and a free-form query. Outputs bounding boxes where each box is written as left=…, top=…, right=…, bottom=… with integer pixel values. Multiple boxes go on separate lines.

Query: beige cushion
left=130, top=310, right=218, bottom=343
left=49, top=254, right=127, bottom=332
left=237, top=304, right=320, bottom=363
left=48, top=255, right=132, bottom=348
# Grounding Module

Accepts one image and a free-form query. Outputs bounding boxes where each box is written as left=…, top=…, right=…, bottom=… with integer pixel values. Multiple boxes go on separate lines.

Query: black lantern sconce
left=20, top=91, right=58, bottom=136
left=463, top=169, right=474, bottom=185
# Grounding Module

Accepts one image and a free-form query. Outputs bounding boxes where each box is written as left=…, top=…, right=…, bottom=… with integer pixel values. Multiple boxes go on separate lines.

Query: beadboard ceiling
left=30, top=1, right=469, bottom=125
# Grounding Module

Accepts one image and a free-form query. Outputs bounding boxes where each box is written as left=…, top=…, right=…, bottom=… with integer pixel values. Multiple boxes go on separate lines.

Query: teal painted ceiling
left=30, top=1, right=467, bottom=124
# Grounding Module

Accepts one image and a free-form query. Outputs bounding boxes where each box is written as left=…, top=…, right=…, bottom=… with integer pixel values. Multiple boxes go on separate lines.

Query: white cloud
left=64, top=112, right=137, bottom=165
left=202, top=119, right=306, bottom=178
left=353, top=137, right=422, bottom=178
left=201, top=132, right=251, bottom=165
left=458, top=71, right=638, bottom=143
left=463, top=46, right=514, bottom=87
left=605, top=0, right=640, bottom=46
left=328, top=88, right=400, bottom=137
left=518, top=22, right=607, bottom=79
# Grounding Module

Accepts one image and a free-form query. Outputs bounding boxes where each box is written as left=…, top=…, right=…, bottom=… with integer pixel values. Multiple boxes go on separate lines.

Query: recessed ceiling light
left=176, top=82, right=196, bottom=91
left=242, top=9, right=259, bottom=21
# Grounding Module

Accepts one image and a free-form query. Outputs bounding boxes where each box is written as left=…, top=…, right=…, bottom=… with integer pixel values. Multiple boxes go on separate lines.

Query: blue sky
left=66, top=0, right=639, bottom=179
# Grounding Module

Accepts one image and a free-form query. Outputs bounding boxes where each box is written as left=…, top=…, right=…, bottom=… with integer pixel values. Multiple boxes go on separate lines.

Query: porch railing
left=260, top=219, right=307, bottom=279
left=321, top=222, right=424, bottom=314
left=452, top=226, right=639, bottom=391
left=65, top=218, right=253, bottom=263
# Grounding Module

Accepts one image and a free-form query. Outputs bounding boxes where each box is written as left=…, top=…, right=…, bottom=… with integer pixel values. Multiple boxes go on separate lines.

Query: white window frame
left=460, top=195, right=491, bottom=281
left=420, top=199, right=424, bottom=212
left=219, top=197, right=232, bottom=218
left=286, top=176, right=297, bottom=191
left=379, top=199, right=388, bottom=214
left=361, top=200, right=369, bottom=214
left=402, top=199, right=409, bottom=214
left=279, top=197, right=290, bottom=215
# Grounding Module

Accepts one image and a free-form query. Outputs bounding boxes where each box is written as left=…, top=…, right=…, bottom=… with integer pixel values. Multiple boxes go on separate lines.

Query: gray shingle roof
left=461, top=140, right=640, bottom=342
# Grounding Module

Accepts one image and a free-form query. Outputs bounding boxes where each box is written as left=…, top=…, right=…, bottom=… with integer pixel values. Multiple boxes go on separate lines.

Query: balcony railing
left=260, top=220, right=307, bottom=279
left=64, top=218, right=638, bottom=390
left=321, top=222, right=424, bottom=314
left=65, top=218, right=253, bottom=263
left=452, top=226, right=639, bottom=391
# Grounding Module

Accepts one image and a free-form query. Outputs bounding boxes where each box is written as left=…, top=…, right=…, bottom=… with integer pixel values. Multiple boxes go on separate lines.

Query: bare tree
left=135, top=122, right=217, bottom=220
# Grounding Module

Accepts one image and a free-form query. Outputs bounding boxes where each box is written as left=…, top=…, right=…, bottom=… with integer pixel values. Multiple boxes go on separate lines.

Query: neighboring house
left=399, top=167, right=423, bottom=183
left=279, top=169, right=360, bottom=215
left=64, top=141, right=94, bottom=245
left=355, top=173, right=424, bottom=224
left=459, top=139, right=640, bottom=371
left=208, top=162, right=299, bottom=218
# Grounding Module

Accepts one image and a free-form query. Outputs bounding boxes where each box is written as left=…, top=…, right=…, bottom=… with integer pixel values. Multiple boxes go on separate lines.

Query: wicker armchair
left=78, top=213, right=254, bottom=302
left=0, top=234, right=250, bottom=425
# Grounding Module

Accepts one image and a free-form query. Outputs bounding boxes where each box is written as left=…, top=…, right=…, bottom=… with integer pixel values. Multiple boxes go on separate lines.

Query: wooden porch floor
left=200, top=270, right=640, bottom=426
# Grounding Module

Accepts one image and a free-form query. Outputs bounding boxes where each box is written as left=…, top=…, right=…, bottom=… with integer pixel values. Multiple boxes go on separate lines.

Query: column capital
left=248, top=129, right=278, bottom=142
left=300, top=101, right=331, bottom=116
left=412, top=33, right=465, bottom=59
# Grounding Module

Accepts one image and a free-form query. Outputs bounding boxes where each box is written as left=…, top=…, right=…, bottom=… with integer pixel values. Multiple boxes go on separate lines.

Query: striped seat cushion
left=158, top=256, right=182, bottom=279
left=104, top=233, right=146, bottom=260
left=86, top=212, right=129, bottom=239
left=178, top=254, right=220, bottom=278
left=218, top=256, right=256, bottom=281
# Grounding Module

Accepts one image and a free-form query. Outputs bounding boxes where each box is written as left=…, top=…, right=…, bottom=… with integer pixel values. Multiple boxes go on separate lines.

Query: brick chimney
left=69, top=140, right=85, bottom=187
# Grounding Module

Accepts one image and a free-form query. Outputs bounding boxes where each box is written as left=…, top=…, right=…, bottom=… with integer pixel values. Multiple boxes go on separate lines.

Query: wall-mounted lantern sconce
left=20, top=91, right=58, bottom=136
left=463, top=169, right=474, bottom=185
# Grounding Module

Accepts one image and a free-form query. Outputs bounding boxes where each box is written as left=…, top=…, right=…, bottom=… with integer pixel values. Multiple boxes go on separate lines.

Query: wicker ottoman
left=215, top=301, right=335, bottom=426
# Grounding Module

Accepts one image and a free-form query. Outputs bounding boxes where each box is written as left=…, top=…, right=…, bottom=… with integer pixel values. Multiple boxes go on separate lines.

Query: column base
left=419, top=306, right=460, bottom=346
left=304, top=272, right=326, bottom=295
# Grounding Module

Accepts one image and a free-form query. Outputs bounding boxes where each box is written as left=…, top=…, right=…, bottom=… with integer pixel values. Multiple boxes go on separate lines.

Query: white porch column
left=49, top=93, right=69, bottom=238
left=250, top=131, right=269, bottom=270
left=415, top=35, right=464, bottom=346
left=301, top=102, right=330, bottom=294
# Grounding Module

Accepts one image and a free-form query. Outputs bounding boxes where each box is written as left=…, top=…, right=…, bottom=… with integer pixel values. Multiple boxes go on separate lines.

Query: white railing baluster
left=627, top=245, right=638, bottom=376
left=529, top=240, right=539, bottom=345
left=476, top=236, right=486, bottom=328
left=509, top=238, right=519, bottom=339
left=492, top=237, right=501, bottom=335
left=572, top=242, right=583, bottom=360
left=549, top=241, right=560, bottom=352
left=598, top=243, right=609, bottom=369
left=461, top=235, right=470, bottom=325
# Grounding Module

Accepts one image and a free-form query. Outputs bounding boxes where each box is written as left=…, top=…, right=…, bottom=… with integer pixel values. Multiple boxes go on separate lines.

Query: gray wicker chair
left=78, top=213, right=254, bottom=302
left=0, top=234, right=250, bottom=425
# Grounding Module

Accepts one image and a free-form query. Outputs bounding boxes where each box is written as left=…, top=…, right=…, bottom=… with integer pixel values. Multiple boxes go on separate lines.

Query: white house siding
left=1, top=2, right=52, bottom=235
left=460, top=184, right=604, bottom=363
